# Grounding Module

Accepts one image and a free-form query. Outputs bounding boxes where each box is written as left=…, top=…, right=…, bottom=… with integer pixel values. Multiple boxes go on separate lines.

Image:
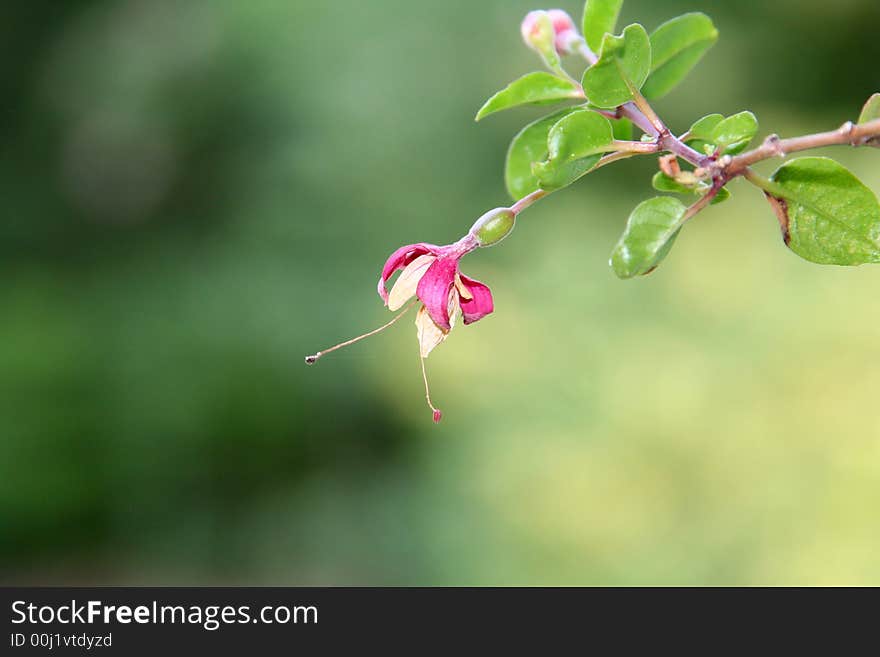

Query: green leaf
left=476, top=73, right=581, bottom=121
left=652, top=172, right=731, bottom=205
left=652, top=172, right=693, bottom=194
left=859, top=93, right=880, bottom=124
left=687, top=114, right=723, bottom=141
left=582, top=0, right=625, bottom=53
left=711, top=111, right=758, bottom=154
left=610, top=197, right=687, bottom=278
left=766, top=157, right=880, bottom=265
left=684, top=113, right=723, bottom=153
left=642, top=13, right=718, bottom=100
left=582, top=24, right=652, bottom=109
left=711, top=187, right=731, bottom=205
left=505, top=108, right=579, bottom=200
left=685, top=112, right=759, bottom=155
left=585, top=105, right=633, bottom=141
left=611, top=117, right=633, bottom=141
left=531, top=110, right=614, bottom=191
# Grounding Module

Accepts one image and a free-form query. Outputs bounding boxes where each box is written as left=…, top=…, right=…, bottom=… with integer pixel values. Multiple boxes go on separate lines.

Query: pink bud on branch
left=521, top=9, right=581, bottom=57
left=520, top=10, right=562, bottom=72
left=547, top=9, right=580, bottom=55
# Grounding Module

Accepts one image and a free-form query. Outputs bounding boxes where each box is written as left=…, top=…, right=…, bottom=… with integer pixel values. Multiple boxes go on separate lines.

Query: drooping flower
left=306, top=207, right=516, bottom=423
left=378, top=240, right=495, bottom=341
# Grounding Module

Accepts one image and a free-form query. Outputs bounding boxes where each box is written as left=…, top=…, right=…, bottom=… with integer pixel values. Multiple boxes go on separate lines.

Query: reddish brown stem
left=726, top=119, right=880, bottom=175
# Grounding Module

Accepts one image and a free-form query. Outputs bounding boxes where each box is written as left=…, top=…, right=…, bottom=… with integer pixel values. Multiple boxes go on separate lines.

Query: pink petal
left=416, top=256, right=459, bottom=331
left=458, top=274, right=494, bottom=325
left=377, top=243, right=436, bottom=302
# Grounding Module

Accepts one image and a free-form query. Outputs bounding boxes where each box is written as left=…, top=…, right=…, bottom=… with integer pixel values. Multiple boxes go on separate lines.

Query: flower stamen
left=419, top=355, right=443, bottom=424
left=305, top=300, right=418, bottom=364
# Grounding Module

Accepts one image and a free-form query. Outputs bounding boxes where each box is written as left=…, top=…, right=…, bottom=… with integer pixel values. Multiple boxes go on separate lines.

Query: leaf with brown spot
left=768, top=157, right=880, bottom=265
left=763, top=193, right=791, bottom=245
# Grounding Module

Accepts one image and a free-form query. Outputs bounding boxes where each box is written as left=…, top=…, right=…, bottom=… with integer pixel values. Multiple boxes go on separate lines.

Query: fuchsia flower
left=306, top=207, right=516, bottom=423
left=377, top=236, right=495, bottom=423
left=378, top=238, right=494, bottom=334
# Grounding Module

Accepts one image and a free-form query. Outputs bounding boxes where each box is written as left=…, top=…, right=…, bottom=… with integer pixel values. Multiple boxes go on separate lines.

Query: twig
left=510, top=153, right=638, bottom=218
left=627, top=84, right=666, bottom=136
left=726, top=119, right=880, bottom=175
left=682, top=185, right=721, bottom=225
left=613, top=140, right=661, bottom=154
left=593, top=151, right=638, bottom=171
left=660, top=133, right=712, bottom=168
left=507, top=112, right=880, bottom=234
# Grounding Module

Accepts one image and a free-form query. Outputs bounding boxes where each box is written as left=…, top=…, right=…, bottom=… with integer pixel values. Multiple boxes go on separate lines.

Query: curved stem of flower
left=510, top=189, right=549, bottom=215
left=305, top=300, right=418, bottom=364
left=419, top=355, right=442, bottom=423
left=509, top=152, right=640, bottom=218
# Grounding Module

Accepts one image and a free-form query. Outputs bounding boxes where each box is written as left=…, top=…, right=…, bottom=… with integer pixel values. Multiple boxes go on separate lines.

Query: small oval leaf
left=582, top=24, right=652, bottom=109
left=651, top=171, right=694, bottom=194
left=711, top=111, right=758, bottom=155
left=505, top=108, right=579, bottom=200
left=687, top=114, right=723, bottom=141
left=767, top=157, right=880, bottom=265
left=684, top=113, right=723, bottom=153
left=610, top=196, right=687, bottom=279
left=476, top=72, right=581, bottom=121
left=531, top=110, right=614, bottom=191
left=642, top=13, right=718, bottom=100
left=582, top=0, right=625, bottom=53
left=710, top=187, right=731, bottom=205
left=652, top=172, right=730, bottom=205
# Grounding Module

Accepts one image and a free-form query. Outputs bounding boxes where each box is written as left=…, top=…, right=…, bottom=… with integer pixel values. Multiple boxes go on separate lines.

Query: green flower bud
left=520, top=10, right=561, bottom=70
left=470, top=207, right=516, bottom=247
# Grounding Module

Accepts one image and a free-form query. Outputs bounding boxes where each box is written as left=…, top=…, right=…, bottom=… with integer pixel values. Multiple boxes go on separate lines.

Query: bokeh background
left=2, top=0, right=880, bottom=585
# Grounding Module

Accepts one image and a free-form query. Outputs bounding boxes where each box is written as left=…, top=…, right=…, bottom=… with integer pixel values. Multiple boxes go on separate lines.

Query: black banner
left=0, top=587, right=633, bottom=653
left=0, top=586, right=846, bottom=653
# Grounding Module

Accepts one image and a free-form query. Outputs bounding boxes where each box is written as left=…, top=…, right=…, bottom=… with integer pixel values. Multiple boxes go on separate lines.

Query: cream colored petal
left=415, top=293, right=461, bottom=358
left=454, top=273, right=473, bottom=301
left=447, top=290, right=461, bottom=330
left=416, top=306, right=447, bottom=358
left=387, top=254, right=435, bottom=311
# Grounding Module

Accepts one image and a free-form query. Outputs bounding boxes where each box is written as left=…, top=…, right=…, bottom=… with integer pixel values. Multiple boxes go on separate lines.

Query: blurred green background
left=2, top=0, right=879, bottom=585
